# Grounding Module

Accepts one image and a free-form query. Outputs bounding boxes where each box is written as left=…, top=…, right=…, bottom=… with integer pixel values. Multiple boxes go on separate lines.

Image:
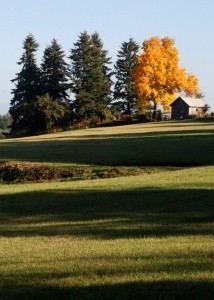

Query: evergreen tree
left=91, top=32, right=113, bottom=117
left=9, top=34, right=41, bottom=132
left=69, top=31, right=112, bottom=122
left=41, top=38, right=70, bottom=104
left=114, top=38, right=139, bottom=114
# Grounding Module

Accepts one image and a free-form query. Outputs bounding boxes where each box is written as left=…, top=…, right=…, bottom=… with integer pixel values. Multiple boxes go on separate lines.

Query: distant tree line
left=9, top=33, right=200, bottom=135
left=0, top=113, right=12, bottom=130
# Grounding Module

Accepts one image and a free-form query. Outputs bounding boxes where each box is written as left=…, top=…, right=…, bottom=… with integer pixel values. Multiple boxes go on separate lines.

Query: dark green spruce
left=114, top=38, right=139, bottom=114
left=69, top=31, right=113, bottom=122
left=9, top=34, right=41, bottom=133
left=41, top=38, right=70, bottom=104
left=38, top=39, right=71, bottom=131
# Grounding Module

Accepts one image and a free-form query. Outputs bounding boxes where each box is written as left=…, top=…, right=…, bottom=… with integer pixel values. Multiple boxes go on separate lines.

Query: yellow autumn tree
left=132, top=37, right=200, bottom=112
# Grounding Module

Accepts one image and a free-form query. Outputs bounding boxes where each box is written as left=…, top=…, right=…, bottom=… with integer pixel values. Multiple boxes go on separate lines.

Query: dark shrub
left=0, top=162, right=61, bottom=183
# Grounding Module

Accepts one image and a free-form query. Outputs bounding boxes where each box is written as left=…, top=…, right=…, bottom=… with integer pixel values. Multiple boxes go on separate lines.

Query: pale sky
left=0, top=0, right=214, bottom=114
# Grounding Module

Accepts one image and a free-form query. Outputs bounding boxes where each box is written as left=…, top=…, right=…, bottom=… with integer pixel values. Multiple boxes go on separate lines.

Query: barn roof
left=171, top=96, right=205, bottom=108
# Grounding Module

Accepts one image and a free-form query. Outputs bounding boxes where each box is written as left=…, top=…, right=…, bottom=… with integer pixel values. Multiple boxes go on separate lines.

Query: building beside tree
left=170, top=96, right=205, bottom=119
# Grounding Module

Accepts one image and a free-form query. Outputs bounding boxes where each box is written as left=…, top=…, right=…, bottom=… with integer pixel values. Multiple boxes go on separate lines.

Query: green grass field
left=0, top=120, right=214, bottom=166
left=0, top=120, right=213, bottom=299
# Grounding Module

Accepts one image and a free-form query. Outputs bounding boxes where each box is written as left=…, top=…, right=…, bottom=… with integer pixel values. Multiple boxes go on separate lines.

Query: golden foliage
left=132, top=37, right=200, bottom=112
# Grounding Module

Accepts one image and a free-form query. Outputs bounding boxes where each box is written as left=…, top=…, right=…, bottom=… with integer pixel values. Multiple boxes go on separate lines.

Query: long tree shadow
left=0, top=188, right=213, bottom=238
left=1, top=280, right=213, bottom=299
left=0, top=131, right=213, bottom=165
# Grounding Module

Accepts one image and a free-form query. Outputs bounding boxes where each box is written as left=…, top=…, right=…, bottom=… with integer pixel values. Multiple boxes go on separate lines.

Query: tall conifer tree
left=10, top=34, right=41, bottom=131
left=91, top=32, right=113, bottom=116
left=41, top=38, right=70, bottom=104
left=69, top=31, right=112, bottom=121
left=114, top=38, right=139, bottom=114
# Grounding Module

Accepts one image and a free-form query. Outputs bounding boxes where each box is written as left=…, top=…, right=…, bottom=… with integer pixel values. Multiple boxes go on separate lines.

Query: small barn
left=170, top=96, right=205, bottom=119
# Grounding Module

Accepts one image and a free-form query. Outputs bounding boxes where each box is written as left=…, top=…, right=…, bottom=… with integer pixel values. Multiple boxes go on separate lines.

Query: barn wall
left=171, top=100, right=189, bottom=119
left=189, top=107, right=197, bottom=115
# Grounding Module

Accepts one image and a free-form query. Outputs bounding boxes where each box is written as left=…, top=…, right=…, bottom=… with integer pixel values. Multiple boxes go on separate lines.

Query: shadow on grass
left=0, top=130, right=213, bottom=166
left=1, top=280, right=213, bottom=299
left=0, top=188, right=213, bottom=238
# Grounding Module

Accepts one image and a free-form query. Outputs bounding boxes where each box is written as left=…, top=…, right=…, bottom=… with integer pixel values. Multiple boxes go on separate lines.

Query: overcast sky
left=0, top=0, right=214, bottom=114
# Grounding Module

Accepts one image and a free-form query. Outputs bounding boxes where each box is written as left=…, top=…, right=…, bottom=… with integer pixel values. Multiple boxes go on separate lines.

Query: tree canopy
left=132, top=37, right=200, bottom=112
left=33, top=93, right=67, bottom=133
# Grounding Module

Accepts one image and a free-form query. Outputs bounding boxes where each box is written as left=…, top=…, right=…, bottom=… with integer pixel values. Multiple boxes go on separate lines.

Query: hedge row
left=0, top=161, right=151, bottom=183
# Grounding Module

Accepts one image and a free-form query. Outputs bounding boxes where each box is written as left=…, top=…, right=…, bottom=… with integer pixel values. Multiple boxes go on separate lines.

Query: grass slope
left=0, top=120, right=213, bottom=166
left=0, top=120, right=213, bottom=299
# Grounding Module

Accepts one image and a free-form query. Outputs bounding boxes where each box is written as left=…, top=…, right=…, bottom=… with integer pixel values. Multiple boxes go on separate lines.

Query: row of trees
left=9, top=33, right=199, bottom=134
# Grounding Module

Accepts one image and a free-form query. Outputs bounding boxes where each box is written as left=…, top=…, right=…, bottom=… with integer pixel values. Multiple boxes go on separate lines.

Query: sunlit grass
left=0, top=120, right=213, bottom=167
left=0, top=236, right=213, bottom=288
left=0, top=166, right=213, bottom=298
left=1, top=119, right=213, bottom=142
left=0, top=121, right=213, bottom=298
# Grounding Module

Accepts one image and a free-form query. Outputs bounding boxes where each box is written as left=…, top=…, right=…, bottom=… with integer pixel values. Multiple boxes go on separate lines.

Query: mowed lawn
left=0, top=120, right=213, bottom=166
left=0, top=120, right=213, bottom=299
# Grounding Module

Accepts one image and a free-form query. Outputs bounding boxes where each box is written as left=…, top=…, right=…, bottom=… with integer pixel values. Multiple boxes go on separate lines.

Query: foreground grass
left=0, top=166, right=213, bottom=299
left=0, top=236, right=213, bottom=299
left=0, top=121, right=213, bottom=298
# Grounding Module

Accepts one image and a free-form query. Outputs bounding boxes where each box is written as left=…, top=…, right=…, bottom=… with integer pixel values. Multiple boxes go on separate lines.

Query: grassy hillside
left=0, top=120, right=213, bottom=166
left=0, top=120, right=213, bottom=299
